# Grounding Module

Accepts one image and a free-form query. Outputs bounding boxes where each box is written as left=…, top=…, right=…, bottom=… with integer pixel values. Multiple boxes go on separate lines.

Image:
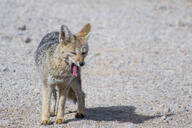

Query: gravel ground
left=0, top=0, right=192, bottom=127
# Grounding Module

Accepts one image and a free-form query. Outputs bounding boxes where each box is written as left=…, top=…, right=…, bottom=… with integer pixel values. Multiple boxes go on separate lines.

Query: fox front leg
left=50, top=88, right=57, bottom=117
left=56, top=86, right=66, bottom=124
left=41, top=82, right=53, bottom=125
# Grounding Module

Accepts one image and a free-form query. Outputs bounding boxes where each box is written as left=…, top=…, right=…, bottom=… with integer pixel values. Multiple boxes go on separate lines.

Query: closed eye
left=70, top=51, right=77, bottom=55
left=82, top=51, right=87, bottom=55
left=82, top=47, right=88, bottom=55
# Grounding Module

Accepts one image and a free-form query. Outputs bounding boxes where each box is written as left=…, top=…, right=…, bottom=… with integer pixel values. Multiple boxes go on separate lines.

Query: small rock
left=183, top=106, right=189, bottom=112
left=161, top=115, right=167, bottom=120
left=24, top=37, right=31, bottom=43
left=163, top=107, right=172, bottom=115
left=165, top=120, right=169, bottom=123
left=11, top=82, right=17, bottom=86
left=33, top=88, right=39, bottom=95
left=18, top=25, right=26, bottom=31
left=2, top=67, right=9, bottom=72
left=166, top=108, right=171, bottom=114
left=95, top=53, right=101, bottom=56
left=155, top=111, right=161, bottom=116
left=68, top=110, right=73, bottom=113
left=154, top=51, right=159, bottom=55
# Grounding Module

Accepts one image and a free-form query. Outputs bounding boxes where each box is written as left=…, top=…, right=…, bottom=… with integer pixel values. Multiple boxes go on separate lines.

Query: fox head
left=58, top=23, right=91, bottom=67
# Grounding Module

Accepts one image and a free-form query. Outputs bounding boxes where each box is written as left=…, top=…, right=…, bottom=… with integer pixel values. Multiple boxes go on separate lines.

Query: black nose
left=79, top=62, right=85, bottom=66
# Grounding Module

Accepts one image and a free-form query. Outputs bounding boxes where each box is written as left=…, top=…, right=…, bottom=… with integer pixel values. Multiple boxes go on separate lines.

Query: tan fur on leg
left=50, top=88, right=57, bottom=117
left=41, top=82, right=53, bottom=125
left=71, top=78, right=85, bottom=117
left=56, top=86, right=65, bottom=124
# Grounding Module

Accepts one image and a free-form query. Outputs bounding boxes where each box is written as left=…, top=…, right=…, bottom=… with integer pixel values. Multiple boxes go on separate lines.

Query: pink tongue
left=72, top=65, right=78, bottom=77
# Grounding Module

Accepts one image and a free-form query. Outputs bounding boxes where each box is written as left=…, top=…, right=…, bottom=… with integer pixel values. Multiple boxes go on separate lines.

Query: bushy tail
left=68, top=88, right=77, bottom=103
left=68, top=88, right=86, bottom=103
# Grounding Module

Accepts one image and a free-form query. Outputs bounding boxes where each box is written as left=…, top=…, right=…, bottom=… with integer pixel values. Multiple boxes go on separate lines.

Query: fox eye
left=82, top=47, right=87, bottom=55
left=70, top=51, right=77, bottom=55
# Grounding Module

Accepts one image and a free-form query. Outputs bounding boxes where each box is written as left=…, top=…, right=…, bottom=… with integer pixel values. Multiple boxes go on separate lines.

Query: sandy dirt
left=0, top=0, right=192, bottom=127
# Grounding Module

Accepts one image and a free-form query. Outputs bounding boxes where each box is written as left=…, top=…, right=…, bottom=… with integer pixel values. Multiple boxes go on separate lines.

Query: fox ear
left=77, top=23, right=91, bottom=39
left=59, top=25, right=74, bottom=45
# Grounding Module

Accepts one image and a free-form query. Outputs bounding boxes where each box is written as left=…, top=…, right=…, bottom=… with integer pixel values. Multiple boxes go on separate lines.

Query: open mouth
left=71, top=63, right=79, bottom=77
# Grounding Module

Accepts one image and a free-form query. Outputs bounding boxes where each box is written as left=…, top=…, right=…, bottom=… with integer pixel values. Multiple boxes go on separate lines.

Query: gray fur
left=35, top=32, right=59, bottom=68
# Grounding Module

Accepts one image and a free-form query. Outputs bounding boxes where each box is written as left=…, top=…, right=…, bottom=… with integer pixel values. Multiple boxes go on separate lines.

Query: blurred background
left=0, top=0, right=192, bottom=127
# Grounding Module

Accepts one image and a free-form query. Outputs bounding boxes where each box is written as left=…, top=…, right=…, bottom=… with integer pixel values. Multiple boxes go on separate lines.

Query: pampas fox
left=35, top=23, right=91, bottom=125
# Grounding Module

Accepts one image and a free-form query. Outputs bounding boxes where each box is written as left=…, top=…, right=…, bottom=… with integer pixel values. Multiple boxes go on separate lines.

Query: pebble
left=161, top=115, right=167, bottom=120
left=95, top=53, right=101, bottom=56
left=11, top=82, right=17, bottom=86
left=18, top=25, right=26, bottom=31
left=24, top=37, right=31, bottom=43
left=165, top=108, right=171, bottom=114
left=2, top=67, right=9, bottom=72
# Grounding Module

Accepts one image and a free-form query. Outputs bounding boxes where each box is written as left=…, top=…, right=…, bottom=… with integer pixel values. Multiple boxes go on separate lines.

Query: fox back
left=35, top=32, right=59, bottom=68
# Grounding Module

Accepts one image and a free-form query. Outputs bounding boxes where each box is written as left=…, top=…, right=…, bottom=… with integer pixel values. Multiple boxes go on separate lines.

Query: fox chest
left=48, top=67, right=72, bottom=85
left=47, top=76, right=68, bottom=84
left=47, top=74, right=72, bottom=85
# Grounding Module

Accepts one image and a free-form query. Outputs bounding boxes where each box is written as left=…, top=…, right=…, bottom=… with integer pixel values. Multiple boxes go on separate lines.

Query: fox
left=35, top=23, right=91, bottom=125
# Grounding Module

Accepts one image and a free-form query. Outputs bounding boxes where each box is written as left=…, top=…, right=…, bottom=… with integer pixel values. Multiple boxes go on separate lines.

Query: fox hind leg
left=75, top=90, right=85, bottom=118
left=71, top=78, right=85, bottom=118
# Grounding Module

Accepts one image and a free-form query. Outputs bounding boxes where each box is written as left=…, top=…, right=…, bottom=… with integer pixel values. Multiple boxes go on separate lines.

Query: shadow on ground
left=67, top=106, right=161, bottom=124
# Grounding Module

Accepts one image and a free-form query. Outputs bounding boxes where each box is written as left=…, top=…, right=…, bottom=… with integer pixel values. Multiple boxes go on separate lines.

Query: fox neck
left=48, top=45, right=71, bottom=75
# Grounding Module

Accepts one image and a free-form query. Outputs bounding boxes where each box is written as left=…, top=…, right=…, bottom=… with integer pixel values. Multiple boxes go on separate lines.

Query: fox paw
left=41, top=118, right=52, bottom=125
left=50, top=112, right=55, bottom=117
left=56, top=118, right=65, bottom=124
left=75, top=113, right=85, bottom=118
